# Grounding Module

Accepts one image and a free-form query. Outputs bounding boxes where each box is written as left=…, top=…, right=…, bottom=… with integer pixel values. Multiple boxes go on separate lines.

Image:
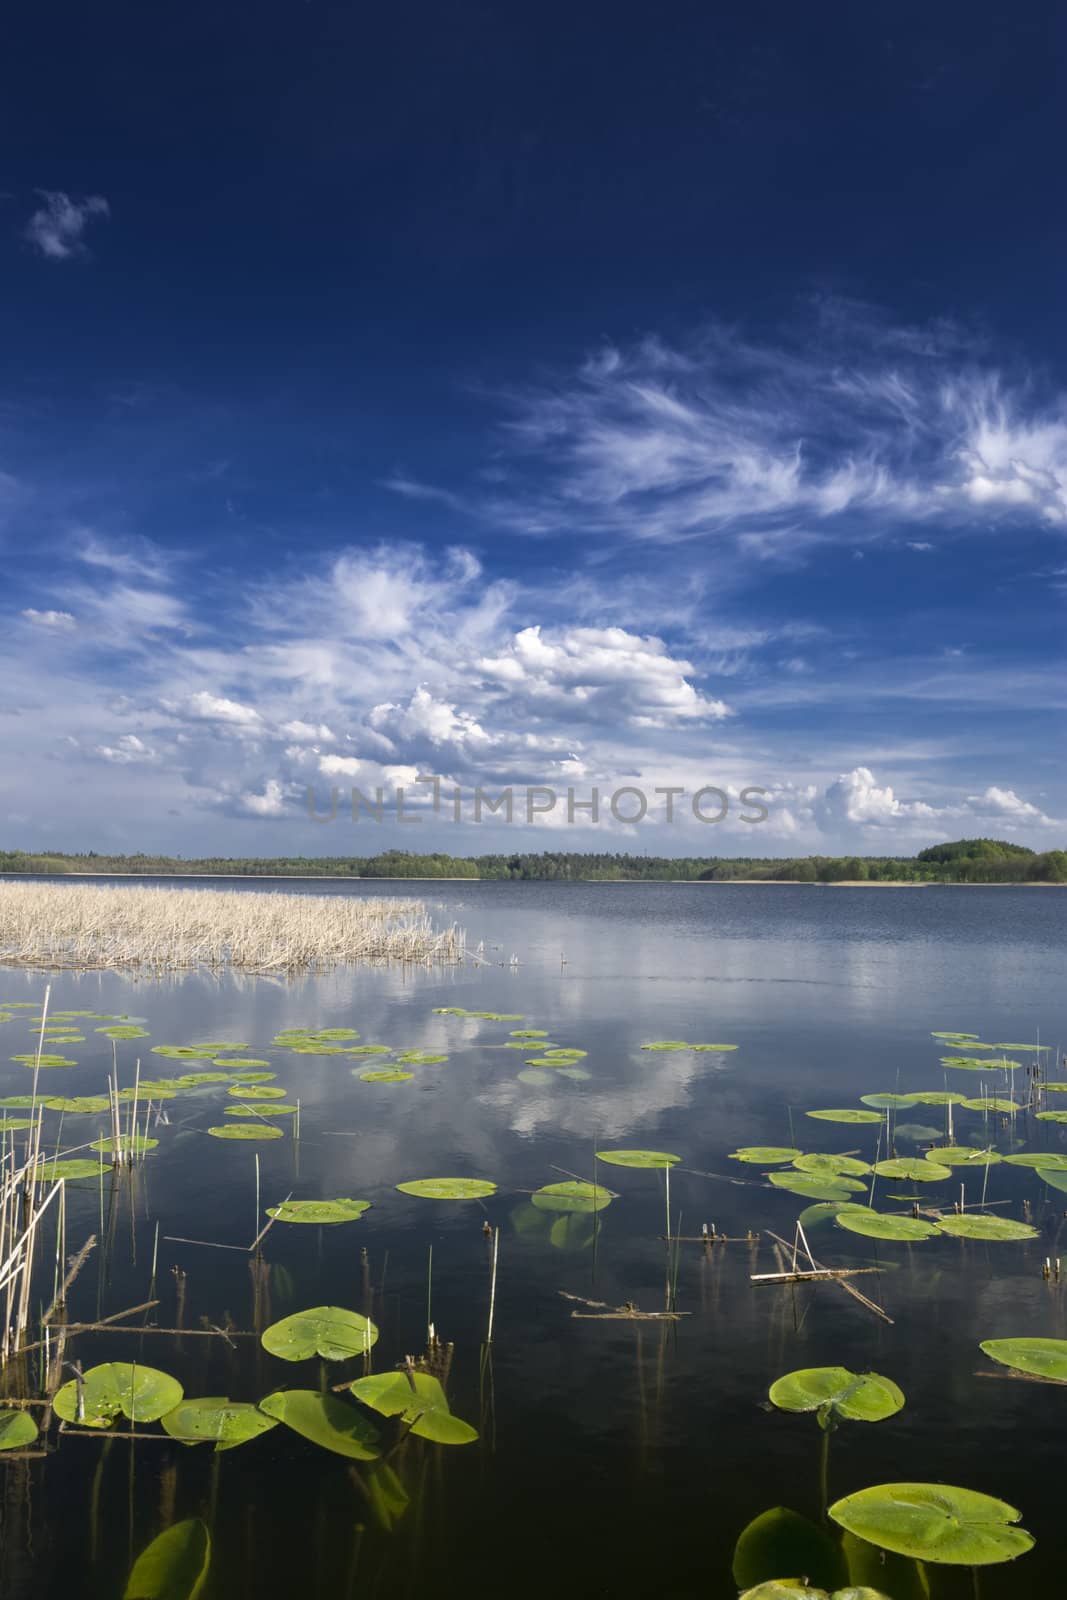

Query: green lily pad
left=510, top=1030, right=549, bottom=1038
left=828, top=1481, right=1034, bottom=1566
left=640, top=1041, right=690, bottom=1051
left=909, top=1091, right=966, bottom=1106
left=160, top=1398, right=279, bottom=1451
left=1037, top=1111, right=1067, bottom=1123
left=175, top=1072, right=232, bottom=1086
left=12, top=1054, right=76, bottom=1068
left=0, top=1410, right=38, bottom=1450
left=1037, top=1170, right=1067, bottom=1194
left=732, top=1506, right=848, bottom=1592
left=123, top=1518, right=210, bottom=1600
left=266, top=1199, right=371, bottom=1224
left=90, top=1135, right=159, bottom=1156
left=395, top=1177, right=497, bottom=1199
left=806, top=1110, right=883, bottom=1125
left=54, top=1362, right=183, bottom=1428
left=932, top=1032, right=980, bottom=1040
left=980, top=1337, right=1067, bottom=1382
left=517, top=1068, right=554, bottom=1085
left=793, top=1154, right=872, bottom=1177
left=769, top=1367, right=905, bottom=1425
left=346, top=1370, right=478, bottom=1445
left=595, top=1150, right=679, bottom=1169
left=993, top=1043, right=1049, bottom=1052
left=0, top=1117, right=32, bottom=1131
left=860, top=1094, right=919, bottom=1109
left=222, top=1103, right=297, bottom=1116
left=206, top=1124, right=283, bottom=1140
left=940, top=1057, right=1004, bottom=1071
left=30, top=1158, right=103, bottom=1181
left=0, top=1095, right=36, bottom=1108
left=960, top=1098, right=1020, bottom=1113
left=151, top=1047, right=218, bottom=1060
left=539, top=1048, right=588, bottom=1060
left=731, top=1147, right=803, bottom=1165
left=874, top=1159, right=952, bottom=1182
left=358, top=1070, right=414, bottom=1083
left=835, top=1211, right=939, bottom=1242
left=768, top=1173, right=866, bottom=1202
left=530, top=1181, right=613, bottom=1214
left=935, top=1215, right=1037, bottom=1241
left=345, top=1046, right=392, bottom=1056
left=258, top=1390, right=380, bottom=1460
left=215, top=1059, right=272, bottom=1069
left=225, top=1084, right=286, bottom=1099
left=893, top=1122, right=946, bottom=1143
left=924, top=1147, right=1001, bottom=1166
left=393, top=1052, right=448, bottom=1064
left=1004, top=1152, right=1067, bottom=1170
left=262, top=1305, right=378, bottom=1361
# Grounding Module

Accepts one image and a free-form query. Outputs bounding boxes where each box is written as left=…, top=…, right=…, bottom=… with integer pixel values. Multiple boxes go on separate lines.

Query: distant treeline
left=2, top=838, right=1065, bottom=883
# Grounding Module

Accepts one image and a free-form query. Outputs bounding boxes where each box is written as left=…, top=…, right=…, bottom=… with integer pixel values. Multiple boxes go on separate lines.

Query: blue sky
left=2, top=2, right=1066, bottom=858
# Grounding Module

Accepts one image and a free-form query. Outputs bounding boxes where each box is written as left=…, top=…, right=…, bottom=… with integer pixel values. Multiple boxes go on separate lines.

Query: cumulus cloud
left=175, top=691, right=262, bottom=727
left=22, top=608, right=75, bottom=629
left=279, top=720, right=335, bottom=743
left=94, top=734, right=156, bottom=765
left=238, top=779, right=288, bottom=817
left=24, top=191, right=110, bottom=261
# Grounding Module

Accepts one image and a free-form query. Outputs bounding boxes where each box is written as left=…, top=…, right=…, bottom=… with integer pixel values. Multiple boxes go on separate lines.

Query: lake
left=2, top=879, right=1066, bottom=1598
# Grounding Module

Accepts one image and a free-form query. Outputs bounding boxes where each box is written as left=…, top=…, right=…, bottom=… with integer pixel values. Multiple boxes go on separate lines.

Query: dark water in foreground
left=2, top=880, right=1067, bottom=1598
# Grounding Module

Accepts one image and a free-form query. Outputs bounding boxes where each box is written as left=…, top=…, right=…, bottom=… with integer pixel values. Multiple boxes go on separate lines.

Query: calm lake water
left=2, top=879, right=1067, bottom=1598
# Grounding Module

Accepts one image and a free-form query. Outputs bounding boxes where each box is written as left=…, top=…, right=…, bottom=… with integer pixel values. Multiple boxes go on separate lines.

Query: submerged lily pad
left=806, top=1110, right=883, bottom=1125
left=266, top=1199, right=371, bottom=1224
left=732, top=1506, right=847, bottom=1592
left=935, top=1215, right=1037, bottom=1241
left=596, top=1150, right=679, bottom=1169
left=530, top=1181, right=613, bottom=1214
left=731, top=1147, right=803, bottom=1165
left=206, top=1124, right=283, bottom=1140
left=258, top=1390, right=380, bottom=1460
left=0, top=1410, right=38, bottom=1450
left=980, top=1337, right=1067, bottom=1382
left=161, top=1398, right=279, bottom=1451
left=874, top=1159, right=952, bottom=1182
left=835, top=1211, right=939, bottom=1242
left=828, top=1482, right=1034, bottom=1566
left=769, top=1367, right=905, bottom=1425
left=54, top=1362, right=183, bottom=1427
left=517, top=1068, right=554, bottom=1085
left=396, top=1177, right=497, bottom=1199
left=123, top=1518, right=210, bottom=1600
left=347, top=1370, right=478, bottom=1445
left=261, top=1306, right=378, bottom=1361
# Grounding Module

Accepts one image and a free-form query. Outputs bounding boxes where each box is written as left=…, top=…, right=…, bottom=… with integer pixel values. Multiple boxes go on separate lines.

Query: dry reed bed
left=0, top=881, right=465, bottom=973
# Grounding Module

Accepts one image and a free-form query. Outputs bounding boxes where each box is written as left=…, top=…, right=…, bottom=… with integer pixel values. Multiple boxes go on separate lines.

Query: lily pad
left=1003, top=1152, right=1067, bottom=1170
left=640, top=1041, right=690, bottom=1051
left=206, top=1124, right=283, bottom=1140
left=222, top=1103, right=297, bottom=1116
left=395, top=1177, right=497, bottom=1199
left=0, top=1410, right=38, bottom=1450
left=835, top=1211, right=939, bottom=1242
left=935, top=1215, right=1037, bottom=1241
left=54, top=1362, right=183, bottom=1428
left=225, top=1084, right=286, bottom=1099
left=151, top=1047, right=217, bottom=1060
left=123, top=1519, right=210, bottom=1600
left=960, top=1098, right=1020, bottom=1113
left=530, top=1181, right=613, bottom=1214
left=806, top=1110, right=883, bottom=1125
left=874, top=1159, right=952, bottom=1182
left=793, top=1154, right=872, bottom=1177
left=980, top=1337, right=1067, bottom=1382
left=595, top=1150, right=680, bottom=1169
left=768, top=1173, right=866, bottom=1202
left=160, top=1398, right=279, bottom=1451
left=30, top=1158, right=103, bottom=1181
left=731, top=1147, right=803, bottom=1165
left=12, top=1054, right=76, bottom=1068
left=517, top=1068, right=554, bottom=1085
left=90, top=1135, right=159, bottom=1156
left=258, top=1390, right=380, bottom=1460
left=0, top=1117, right=32, bottom=1131
left=769, top=1367, right=905, bottom=1425
left=860, top=1094, right=919, bottom=1109
left=1036, top=1111, right=1067, bottom=1123
left=510, top=1030, right=548, bottom=1038
left=909, top=1092, right=966, bottom=1106
left=261, top=1305, right=378, bottom=1361
left=266, top=1199, right=371, bottom=1224
left=923, top=1147, right=1001, bottom=1166
left=828, top=1481, right=1034, bottom=1566
left=732, top=1506, right=847, bottom=1592
left=358, top=1070, right=414, bottom=1083
left=347, top=1370, right=478, bottom=1445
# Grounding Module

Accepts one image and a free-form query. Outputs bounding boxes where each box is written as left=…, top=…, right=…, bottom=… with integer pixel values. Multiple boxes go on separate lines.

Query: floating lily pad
left=731, top=1147, right=803, bottom=1165
left=769, top=1367, right=905, bottom=1425
left=960, top=1098, right=1020, bottom=1113
left=161, top=1398, right=279, bottom=1451
left=923, top=1147, right=1001, bottom=1166
left=539, top=1048, right=588, bottom=1060
left=596, top=1150, right=679, bottom=1169
left=215, top=1059, right=272, bottom=1069
left=393, top=1052, right=448, bottom=1065
left=835, top=1211, right=939, bottom=1242
left=860, top=1094, right=919, bottom=1109
left=909, top=1091, right=966, bottom=1106
left=225, top=1085, right=287, bottom=1100
left=54, top=1362, right=183, bottom=1428
left=12, top=1054, right=76, bottom=1068
left=932, top=1031, right=980, bottom=1041
left=806, top=1110, right=883, bottom=1125
left=266, top=1199, right=371, bottom=1224
left=0, top=1410, right=38, bottom=1450
left=261, top=1305, right=378, bottom=1361
left=993, top=1043, right=1049, bottom=1052
left=0, top=1095, right=36, bottom=1108
left=347, top=1370, right=478, bottom=1445
left=769, top=1173, right=866, bottom=1202
left=123, top=1518, right=210, bottom=1600
left=1037, top=1111, right=1067, bottom=1123
left=151, top=1046, right=219, bottom=1060
left=223, top=1103, right=297, bottom=1116
left=510, top=1030, right=548, bottom=1038
left=395, top=1177, right=497, bottom=1198
left=258, top=1390, right=380, bottom=1460
left=175, top=1072, right=232, bottom=1086
left=90, top=1135, right=159, bottom=1156
left=206, top=1124, right=283, bottom=1140
left=95, top=1026, right=150, bottom=1040
left=640, top=1041, right=690, bottom=1051
left=828, top=1482, right=1034, bottom=1566
left=1036, top=1169, right=1067, bottom=1193
left=793, top=1153, right=872, bottom=1177
left=345, top=1046, right=392, bottom=1056
left=358, top=1070, right=414, bottom=1083
left=980, top=1337, right=1067, bottom=1382
left=875, top=1159, right=952, bottom=1182
left=940, top=1057, right=1004, bottom=1071
left=30, top=1158, right=103, bottom=1181
left=935, top=1215, right=1037, bottom=1241
left=1004, top=1152, right=1067, bottom=1170
left=0, top=1117, right=32, bottom=1131
left=738, top=1586, right=892, bottom=1600
left=530, top=1181, right=613, bottom=1214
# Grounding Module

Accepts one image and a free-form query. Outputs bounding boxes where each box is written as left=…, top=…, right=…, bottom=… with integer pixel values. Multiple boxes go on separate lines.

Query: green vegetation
left=3, top=836, right=1066, bottom=881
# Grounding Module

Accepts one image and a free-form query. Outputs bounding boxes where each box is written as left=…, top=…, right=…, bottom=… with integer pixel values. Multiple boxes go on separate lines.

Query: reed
left=0, top=880, right=465, bottom=973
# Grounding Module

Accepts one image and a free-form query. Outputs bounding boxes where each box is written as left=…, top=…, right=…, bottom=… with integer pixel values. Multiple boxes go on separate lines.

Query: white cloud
left=175, top=691, right=262, bottom=727
left=24, top=191, right=110, bottom=261
left=280, top=720, right=336, bottom=743
left=22, top=608, right=75, bottom=629
left=238, top=779, right=287, bottom=816
left=94, top=734, right=156, bottom=765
